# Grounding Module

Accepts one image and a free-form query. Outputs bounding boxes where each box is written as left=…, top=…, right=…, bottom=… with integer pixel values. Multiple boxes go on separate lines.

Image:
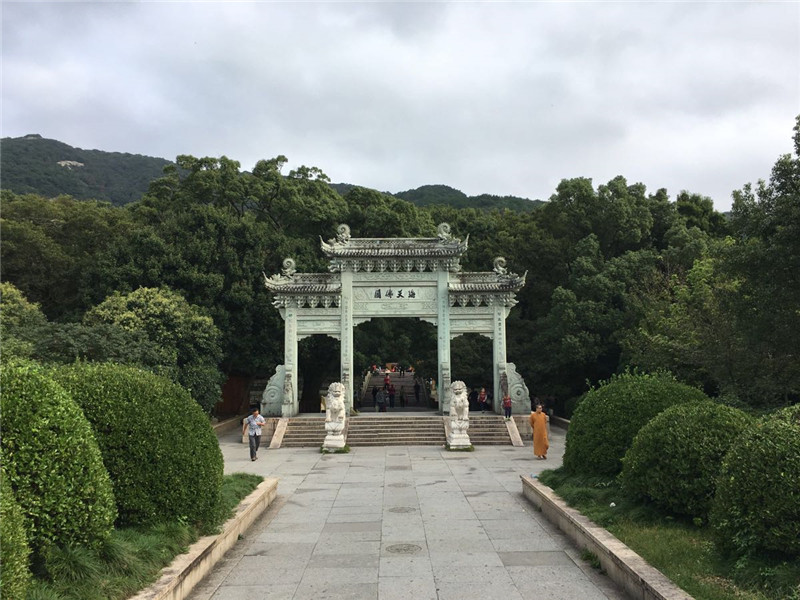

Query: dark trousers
left=249, top=434, right=261, bottom=459
left=504, top=406, right=512, bottom=418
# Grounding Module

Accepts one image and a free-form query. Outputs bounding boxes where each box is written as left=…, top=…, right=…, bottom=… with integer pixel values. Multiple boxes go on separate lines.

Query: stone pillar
left=283, top=306, right=299, bottom=417
left=340, top=270, right=354, bottom=413
left=437, top=267, right=451, bottom=414
left=492, top=301, right=508, bottom=414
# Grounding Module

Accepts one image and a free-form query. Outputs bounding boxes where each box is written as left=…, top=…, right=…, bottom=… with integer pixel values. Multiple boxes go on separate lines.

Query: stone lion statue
left=448, top=380, right=469, bottom=421
left=325, top=382, right=346, bottom=425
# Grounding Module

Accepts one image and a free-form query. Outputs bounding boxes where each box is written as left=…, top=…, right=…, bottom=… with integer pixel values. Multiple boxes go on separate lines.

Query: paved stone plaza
left=189, top=426, right=626, bottom=600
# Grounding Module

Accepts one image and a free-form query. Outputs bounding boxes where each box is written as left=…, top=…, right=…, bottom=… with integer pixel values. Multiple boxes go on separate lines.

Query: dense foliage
left=51, top=363, right=224, bottom=528
left=710, top=412, right=800, bottom=559
left=83, top=287, right=224, bottom=412
left=620, top=401, right=751, bottom=519
left=0, top=474, right=31, bottom=600
left=0, top=362, right=117, bottom=557
left=2, top=117, right=798, bottom=416
left=563, top=372, right=709, bottom=476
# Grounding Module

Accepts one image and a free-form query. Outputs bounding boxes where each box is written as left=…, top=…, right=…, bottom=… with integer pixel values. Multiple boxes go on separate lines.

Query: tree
left=0, top=192, right=135, bottom=320
left=84, top=287, right=224, bottom=412
left=676, top=191, right=729, bottom=236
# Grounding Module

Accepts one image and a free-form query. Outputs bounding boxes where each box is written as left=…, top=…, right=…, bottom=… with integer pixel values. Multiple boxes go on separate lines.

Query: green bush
left=563, top=371, right=709, bottom=476
left=51, top=363, right=223, bottom=528
left=710, top=411, right=800, bottom=558
left=1, top=474, right=31, bottom=600
left=0, top=362, right=116, bottom=557
left=620, top=401, right=751, bottom=519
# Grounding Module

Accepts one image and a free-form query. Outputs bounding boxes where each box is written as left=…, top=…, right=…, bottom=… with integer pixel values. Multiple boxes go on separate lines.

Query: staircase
left=467, top=415, right=513, bottom=445
left=359, top=370, right=429, bottom=410
left=346, top=415, right=446, bottom=446
left=280, top=417, right=326, bottom=447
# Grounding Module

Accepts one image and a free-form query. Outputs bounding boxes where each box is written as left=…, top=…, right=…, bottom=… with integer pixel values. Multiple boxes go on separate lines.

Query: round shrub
left=620, top=401, right=751, bottom=519
left=0, top=362, right=116, bottom=556
left=710, top=412, right=800, bottom=558
left=51, top=363, right=223, bottom=528
left=1, top=474, right=31, bottom=600
left=563, top=371, right=709, bottom=476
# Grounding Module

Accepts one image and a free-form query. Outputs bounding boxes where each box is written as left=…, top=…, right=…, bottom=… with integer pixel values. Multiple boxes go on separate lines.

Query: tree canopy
left=2, top=117, right=798, bottom=413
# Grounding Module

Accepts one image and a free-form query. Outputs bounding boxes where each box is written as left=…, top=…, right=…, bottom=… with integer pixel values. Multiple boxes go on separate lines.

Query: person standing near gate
left=388, top=384, right=396, bottom=408
left=478, top=387, right=489, bottom=412
left=414, top=380, right=421, bottom=404
left=242, top=406, right=266, bottom=461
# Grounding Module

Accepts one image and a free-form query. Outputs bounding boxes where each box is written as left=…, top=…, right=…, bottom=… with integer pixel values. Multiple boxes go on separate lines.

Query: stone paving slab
left=188, top=427, right=627, bottom=600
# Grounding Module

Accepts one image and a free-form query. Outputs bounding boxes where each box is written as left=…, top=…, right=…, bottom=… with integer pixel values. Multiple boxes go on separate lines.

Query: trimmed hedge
left=0, top=362, right=116, bottom=556
left=620, top=401, right=751, bottom=519
left=710, top=409, right=800, bottom=558
left=51, top=363, right=223, bottom=528
left=0, top=474, right=31, bottom=600
left=563, top=371, right=709, bottom=476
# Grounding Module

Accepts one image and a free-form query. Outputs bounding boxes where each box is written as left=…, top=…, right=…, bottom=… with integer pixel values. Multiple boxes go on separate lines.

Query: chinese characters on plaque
left=373, top=288, right=417, bottom=299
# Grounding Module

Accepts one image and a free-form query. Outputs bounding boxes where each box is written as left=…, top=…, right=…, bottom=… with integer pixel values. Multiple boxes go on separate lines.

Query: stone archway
left=262, top=223, right=528, bottom=416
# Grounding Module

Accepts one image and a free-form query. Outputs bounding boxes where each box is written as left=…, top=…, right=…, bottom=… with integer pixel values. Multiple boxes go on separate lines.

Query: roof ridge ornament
left=320, top=223, right=351, bottom=254
left=493, top=257, right=508, bottom=276
left=437, top=222, right=453, bottom=241
left=282, top=257, right=297, bottom=277
left=336, top=224, right=351, bottom=244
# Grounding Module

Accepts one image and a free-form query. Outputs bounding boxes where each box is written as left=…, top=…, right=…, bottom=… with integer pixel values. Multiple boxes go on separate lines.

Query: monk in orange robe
left=530, top=403, right=549, bottom=459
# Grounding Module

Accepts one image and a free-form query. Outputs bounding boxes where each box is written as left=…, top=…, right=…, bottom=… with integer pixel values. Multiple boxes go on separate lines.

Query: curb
left=129, top=478, right=279, bottom=600
left=520, top=475, right=692, bottom=600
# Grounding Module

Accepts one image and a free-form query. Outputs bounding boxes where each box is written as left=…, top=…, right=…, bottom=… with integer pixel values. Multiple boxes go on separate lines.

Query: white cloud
left=2, top=2, right=797, bottom=210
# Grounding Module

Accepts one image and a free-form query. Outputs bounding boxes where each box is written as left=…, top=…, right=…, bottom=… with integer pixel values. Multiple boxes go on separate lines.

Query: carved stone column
left=283, top=307, right=298, bottom=417
left=492, top=300, right=508, bottom=414
left=340, top=270, right=354, bottom=413
left=437, top=268, right=451, bottom=414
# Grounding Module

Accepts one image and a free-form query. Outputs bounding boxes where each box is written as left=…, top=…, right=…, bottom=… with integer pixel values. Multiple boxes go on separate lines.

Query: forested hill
left=394, top=184, right=543, bottom=212
left=2, top=135, right=542, bottom=212
left=0, top=134, right=173, bottom=206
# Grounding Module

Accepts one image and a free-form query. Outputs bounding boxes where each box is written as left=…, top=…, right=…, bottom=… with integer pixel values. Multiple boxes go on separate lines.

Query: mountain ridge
left=1, top=134, right=543, bottom=211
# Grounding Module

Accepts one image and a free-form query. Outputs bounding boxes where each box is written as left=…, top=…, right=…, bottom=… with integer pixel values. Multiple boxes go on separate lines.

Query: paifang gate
left=262, top=223, right=529, bottom=417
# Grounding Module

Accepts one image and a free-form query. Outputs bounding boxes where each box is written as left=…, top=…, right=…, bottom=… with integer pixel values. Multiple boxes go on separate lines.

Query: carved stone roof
left=319, top=222, right=468, bottom=262
left=320, top=237, right=468, bottom=259
left=263, top=272, right=341, bottom=295
left=449, top=270, right=527, bottom=294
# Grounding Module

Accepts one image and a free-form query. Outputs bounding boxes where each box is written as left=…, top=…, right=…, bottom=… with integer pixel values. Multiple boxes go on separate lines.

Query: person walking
left=371, top=386, right=378, bottom=407
left=242, top=406, right=267, bottom=461
left=413, top=381, right=421, bottom=404
left=478, top=387, right=489, bottom=412
left=530, top=403, right=549, bottom=459
left=388, top=384, right=396, bottom=409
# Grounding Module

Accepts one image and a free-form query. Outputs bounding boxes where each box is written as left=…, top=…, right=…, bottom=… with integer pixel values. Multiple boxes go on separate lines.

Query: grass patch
left=580, top=548, right=604, bottom=573
left=320, top=444, right=351, bottom=453
left=538, top=468, right=799, bottom=600
left=29, top=473, right=263, bottom=600
left=444, top=443, right=474, bottom=451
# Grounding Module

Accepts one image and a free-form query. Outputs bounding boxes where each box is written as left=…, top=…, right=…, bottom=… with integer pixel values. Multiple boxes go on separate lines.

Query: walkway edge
left=520, top=475, right=692, bottom=600
left=129, top=477, right=279, bottom=600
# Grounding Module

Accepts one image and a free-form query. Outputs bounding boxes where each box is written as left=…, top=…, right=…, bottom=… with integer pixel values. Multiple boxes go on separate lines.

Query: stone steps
left=280, top=417, right=326, bottom=447
left=467, top=415, right=513, bottom=445
left=346, top=416, right=445, bottom=447
left=277, top=413, right=512, bottom=447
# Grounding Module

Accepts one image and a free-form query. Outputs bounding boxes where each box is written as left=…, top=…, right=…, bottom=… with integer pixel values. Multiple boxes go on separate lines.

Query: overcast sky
left=2, top=2, right=798, bottom=212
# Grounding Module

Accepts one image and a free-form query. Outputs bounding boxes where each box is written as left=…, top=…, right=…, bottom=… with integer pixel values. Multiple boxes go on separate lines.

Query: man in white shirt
left=242, top=406, right=267, bottom=461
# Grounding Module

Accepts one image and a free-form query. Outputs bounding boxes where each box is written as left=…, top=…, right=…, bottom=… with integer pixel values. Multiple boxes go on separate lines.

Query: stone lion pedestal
left=323, top=382, right=347, bottom=450
left=447, top=380, right=472, bottom=449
